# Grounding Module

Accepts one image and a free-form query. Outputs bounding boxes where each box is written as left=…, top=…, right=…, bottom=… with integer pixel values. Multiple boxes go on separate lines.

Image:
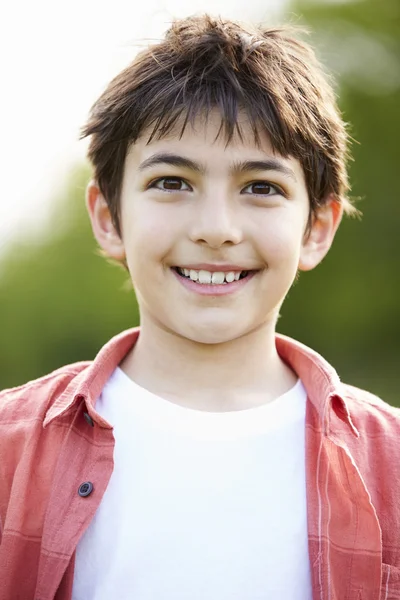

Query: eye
left=242, top=181, right=283, bottom=196
left=150, top=177, right=192, bottom=192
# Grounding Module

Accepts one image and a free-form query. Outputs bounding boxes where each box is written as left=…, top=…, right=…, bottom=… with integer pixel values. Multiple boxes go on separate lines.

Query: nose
left=188, top=193, right=243, bottom=249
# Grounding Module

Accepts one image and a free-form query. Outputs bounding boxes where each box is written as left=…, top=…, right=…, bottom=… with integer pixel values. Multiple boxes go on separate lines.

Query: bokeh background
left=1, top=0, right=399, bottom=406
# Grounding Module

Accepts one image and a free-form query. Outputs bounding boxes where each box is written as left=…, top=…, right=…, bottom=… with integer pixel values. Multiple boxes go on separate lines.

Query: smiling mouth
left=172, top=267, right=256, bottom=285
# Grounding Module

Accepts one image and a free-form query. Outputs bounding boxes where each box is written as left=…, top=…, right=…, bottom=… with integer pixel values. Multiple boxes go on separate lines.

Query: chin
left=174, top=319, right=253, bottom=346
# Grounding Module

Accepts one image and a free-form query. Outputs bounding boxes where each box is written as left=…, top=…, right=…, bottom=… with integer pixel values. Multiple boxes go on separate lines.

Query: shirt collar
left=275, top=334, right=359, bottom=438
left=43, top=328, right=141, bottom=429
left=44, top=327, right=359, bottom=438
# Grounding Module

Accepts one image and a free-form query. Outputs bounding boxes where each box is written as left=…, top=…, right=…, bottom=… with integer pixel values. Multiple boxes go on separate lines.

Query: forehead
left=126, top=110, right=305, bottom=182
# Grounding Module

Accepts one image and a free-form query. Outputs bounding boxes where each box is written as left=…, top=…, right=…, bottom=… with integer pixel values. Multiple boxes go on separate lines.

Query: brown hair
left=81, top=14, right=357, bottom=247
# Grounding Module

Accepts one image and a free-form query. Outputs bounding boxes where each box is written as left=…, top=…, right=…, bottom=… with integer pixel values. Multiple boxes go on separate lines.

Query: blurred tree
left=279, top=0, right=400, bottom=404
left=0, top=165, right=138, bottom=390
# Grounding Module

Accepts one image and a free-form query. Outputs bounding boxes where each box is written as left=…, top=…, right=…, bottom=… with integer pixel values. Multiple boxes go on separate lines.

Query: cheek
left=123, top=205, right=178, bottom=266
left=255, top=215, right=304, bottom=265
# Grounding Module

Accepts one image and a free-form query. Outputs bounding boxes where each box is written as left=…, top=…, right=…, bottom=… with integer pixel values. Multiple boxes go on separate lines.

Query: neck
left=120, top=316, right=298, bottom=411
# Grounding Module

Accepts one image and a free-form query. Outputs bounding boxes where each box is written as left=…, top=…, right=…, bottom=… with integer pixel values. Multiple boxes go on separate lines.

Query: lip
left=171, top=267, right=259, bottom=296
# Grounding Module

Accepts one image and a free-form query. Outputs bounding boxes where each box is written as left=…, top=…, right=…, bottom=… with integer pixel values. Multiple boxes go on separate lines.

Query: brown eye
left=153, top=177, right=191, bottom=191
left=242, top=181, right=281, bottom=196
left=252, top=183, right=271, bottom=194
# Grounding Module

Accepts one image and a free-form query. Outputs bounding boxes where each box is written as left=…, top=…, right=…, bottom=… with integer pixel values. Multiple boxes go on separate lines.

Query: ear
left=85, top=180, right=126, bottom=261
left=299, top=195, right=343, bottom=272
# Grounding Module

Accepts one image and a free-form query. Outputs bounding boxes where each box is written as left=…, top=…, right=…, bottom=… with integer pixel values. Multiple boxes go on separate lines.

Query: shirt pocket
left=381, top=563, right=400, bottom=599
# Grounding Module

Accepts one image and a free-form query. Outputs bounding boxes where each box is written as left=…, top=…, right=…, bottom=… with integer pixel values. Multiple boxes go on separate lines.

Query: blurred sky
left=0, top=0, right=287, bottom=255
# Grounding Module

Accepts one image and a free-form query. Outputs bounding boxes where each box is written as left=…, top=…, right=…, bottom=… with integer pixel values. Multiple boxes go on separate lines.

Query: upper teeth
left=178, top=268, right=243, bottom=284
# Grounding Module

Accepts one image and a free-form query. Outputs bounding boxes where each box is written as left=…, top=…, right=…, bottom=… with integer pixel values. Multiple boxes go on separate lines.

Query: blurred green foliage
left=279, top=0, right=400, bottom=404
left=0, top=0, right=398, bottom=406
left=0, top=165, right=139, bottom=387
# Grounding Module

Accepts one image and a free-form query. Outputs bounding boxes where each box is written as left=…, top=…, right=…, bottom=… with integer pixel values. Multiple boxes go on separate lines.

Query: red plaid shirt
left=1, top=328, right=399, bottom=599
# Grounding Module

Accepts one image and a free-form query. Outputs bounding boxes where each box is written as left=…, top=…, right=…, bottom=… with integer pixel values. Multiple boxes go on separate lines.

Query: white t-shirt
left=72, top=367, right=312, bottom=600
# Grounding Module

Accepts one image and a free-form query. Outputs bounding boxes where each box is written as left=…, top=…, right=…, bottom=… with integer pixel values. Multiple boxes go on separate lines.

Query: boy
left=1, top=14, right=399, bottom=600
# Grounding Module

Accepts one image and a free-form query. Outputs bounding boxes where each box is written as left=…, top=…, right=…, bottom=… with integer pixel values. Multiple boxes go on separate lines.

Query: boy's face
left=88, top=111, right=341, bottom=345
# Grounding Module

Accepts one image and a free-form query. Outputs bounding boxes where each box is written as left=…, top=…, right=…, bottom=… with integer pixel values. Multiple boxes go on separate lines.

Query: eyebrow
left=232, top=159, right=297, bottom=182
left=138, top=152, right=297, bottom=182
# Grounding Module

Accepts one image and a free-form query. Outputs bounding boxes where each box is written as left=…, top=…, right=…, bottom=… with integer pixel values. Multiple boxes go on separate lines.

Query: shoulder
left=0, top=362, right=91, bottom=424
left=338, top=383, right=400, bottom=484
left=341, top=383, right=400, bottom=435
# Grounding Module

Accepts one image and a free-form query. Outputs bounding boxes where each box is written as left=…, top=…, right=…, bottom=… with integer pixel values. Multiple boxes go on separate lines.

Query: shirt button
left=83, top=411, right=94, bottom=427
left=78, top=482, right=93, bottom=497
